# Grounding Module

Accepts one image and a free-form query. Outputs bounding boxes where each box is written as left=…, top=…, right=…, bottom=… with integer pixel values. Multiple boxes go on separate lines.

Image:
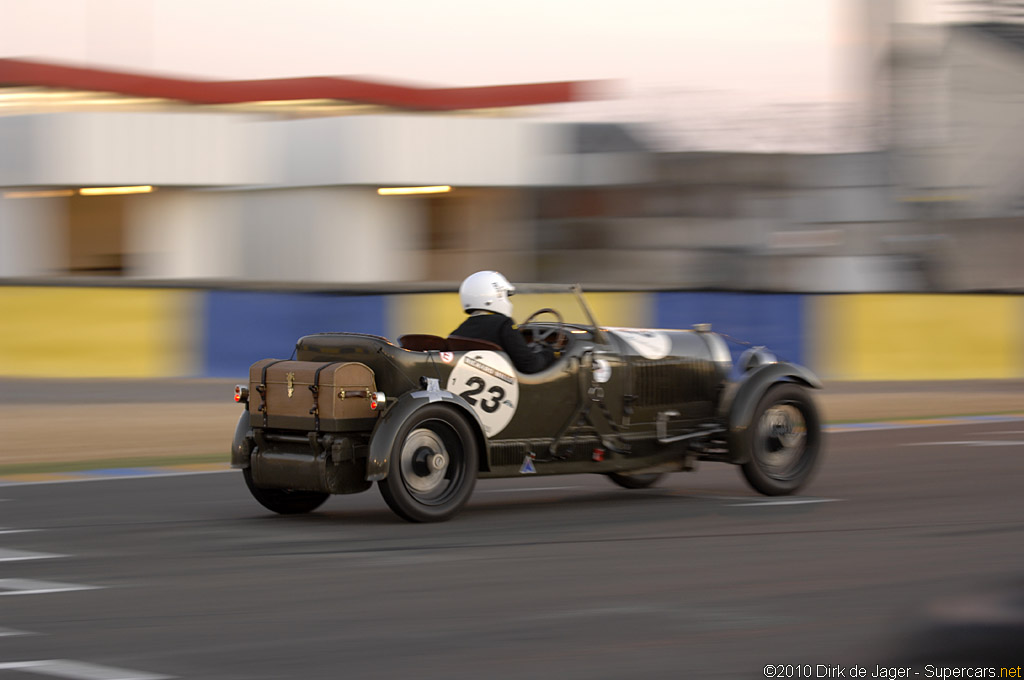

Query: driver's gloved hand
left=533, top=343, right=556, bottom=363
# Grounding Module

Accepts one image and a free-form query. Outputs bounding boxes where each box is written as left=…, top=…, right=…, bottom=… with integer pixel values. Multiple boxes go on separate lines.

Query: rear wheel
left=740, top=383, right=822, bottom=495
left=606, top=472, right=665, bottom=489
left=378, top=405, right=479, bottom=522
left=242, top=467, right=329, bottom=515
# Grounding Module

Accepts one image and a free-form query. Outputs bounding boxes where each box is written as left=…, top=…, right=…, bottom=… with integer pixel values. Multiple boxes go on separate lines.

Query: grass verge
left=0, top=452, right=225, bottom=476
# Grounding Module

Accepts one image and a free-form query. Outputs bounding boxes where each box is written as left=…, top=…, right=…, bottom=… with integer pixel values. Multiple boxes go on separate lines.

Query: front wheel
left=740, top=383, right=822, bottom=495
left=378, top=405, right=479, bottom=522
left=242, top=467, right=330, bottom=515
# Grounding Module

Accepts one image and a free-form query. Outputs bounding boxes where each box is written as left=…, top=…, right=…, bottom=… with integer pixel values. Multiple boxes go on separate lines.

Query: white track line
left=0, top=548, right=64, bottom=562
left=904, top=440, right=1024, bottom=447
left=0, top=659, right=171, bottom=679
left=728, top=498, right=843, bottom=507
left=479, top=486, right=581, bottom=493
left=0, top=579, right=101, bottom=596
left=0, top=627, right=36, bottom=637
left=0, top=528, right=37, bottom=535
left=827, top=415, right=1024, bottom=433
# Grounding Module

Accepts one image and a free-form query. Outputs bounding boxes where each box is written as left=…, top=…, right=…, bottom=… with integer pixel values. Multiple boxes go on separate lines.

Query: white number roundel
left=446, top=351, right=519, bottom=437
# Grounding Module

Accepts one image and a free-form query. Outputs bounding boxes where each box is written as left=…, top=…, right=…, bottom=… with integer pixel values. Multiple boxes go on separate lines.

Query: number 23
left=459, top=376, right=505, bottom=413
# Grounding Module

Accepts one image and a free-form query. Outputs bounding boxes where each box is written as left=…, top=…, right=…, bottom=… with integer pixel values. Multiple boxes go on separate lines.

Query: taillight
left=234, top=385, right=249, bottom=404
left=370, top=391, right=386, bottom=410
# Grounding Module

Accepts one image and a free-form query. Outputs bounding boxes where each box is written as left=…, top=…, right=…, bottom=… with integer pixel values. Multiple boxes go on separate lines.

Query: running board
left=656, top=411, right=724, bottom=444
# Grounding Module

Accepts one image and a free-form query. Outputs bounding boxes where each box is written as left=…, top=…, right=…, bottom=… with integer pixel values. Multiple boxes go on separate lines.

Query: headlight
left=694, top=325, right=732, bottom=367
left=738, top=347, right=777, bottom=373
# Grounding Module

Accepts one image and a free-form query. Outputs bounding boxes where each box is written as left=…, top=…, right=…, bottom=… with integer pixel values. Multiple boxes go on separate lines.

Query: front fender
left=724, top=361, right=822, bottom=464
left=365, top=389, right=488, bottom=482
left=230, top=410, right=253, bottom=468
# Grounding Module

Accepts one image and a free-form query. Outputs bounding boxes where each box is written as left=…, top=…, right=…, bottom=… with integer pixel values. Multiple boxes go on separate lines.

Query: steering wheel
left=521, top=308, right=567, bottom=350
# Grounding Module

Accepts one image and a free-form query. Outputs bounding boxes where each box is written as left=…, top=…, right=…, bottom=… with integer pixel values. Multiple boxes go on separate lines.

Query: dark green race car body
left=232, top=287, right=823, bottom=522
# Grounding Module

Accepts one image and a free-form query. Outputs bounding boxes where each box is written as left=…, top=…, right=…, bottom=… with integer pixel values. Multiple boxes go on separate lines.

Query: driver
left=449, top=271, right=556, bottom=374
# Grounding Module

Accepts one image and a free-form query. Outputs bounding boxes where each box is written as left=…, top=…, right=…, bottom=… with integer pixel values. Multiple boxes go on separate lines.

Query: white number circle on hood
left=446, top=351, right=519, bottom=437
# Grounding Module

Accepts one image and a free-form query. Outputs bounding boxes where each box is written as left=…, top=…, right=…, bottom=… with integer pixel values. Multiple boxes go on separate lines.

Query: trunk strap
left=257, top=360, right=288, bottom=428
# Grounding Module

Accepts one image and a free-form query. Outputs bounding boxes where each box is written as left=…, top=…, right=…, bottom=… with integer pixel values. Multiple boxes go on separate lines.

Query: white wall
left=0, top=116, right=36, bottom=186
left=281, top=115, right=573, bottom=187
left=2, top=110, right=649, bottom=191
left=232, top=188, right=426, bottom=283
left=0, top=196, right=63, bottom=276
left=0, top=109, right=648, bottom=284
left=125, top=189, right=243, bottom=279
left=3, top=112, right=275, bottom=187
left=311, top=188, right=426, bottom=283
left=126, top=187, right=426, bottom=282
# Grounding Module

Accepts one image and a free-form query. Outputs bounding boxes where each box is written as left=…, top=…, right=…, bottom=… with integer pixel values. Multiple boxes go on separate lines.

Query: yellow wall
left=0, top=287, right=196, bottom=378
left=811, top=294, right=1023, bottom=380
left=387, top=292, right=653, bottom=340
left=4, top=287, right=1021, bottom=381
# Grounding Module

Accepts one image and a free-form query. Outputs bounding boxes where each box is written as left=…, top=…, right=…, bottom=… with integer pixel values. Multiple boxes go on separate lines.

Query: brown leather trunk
left=248, top=359, right=379, bottom=432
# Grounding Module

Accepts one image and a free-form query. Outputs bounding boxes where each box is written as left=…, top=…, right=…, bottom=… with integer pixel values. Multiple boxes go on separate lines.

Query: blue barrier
left=654, top=292, right=806, bottom=367
left=202, top=290, right=806, bottom=378
left=202, top=291, right=387, bottom=377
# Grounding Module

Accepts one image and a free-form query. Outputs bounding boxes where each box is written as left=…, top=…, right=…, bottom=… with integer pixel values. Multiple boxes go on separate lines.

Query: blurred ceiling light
left=79, top=185, right=154, bottom=196
left=0, top=88, right=382, bottom=117
left=0, top=88, right=168, bottom=112
left=217, top=100, right=384, bottom=117
left=3, top=189, right=75, bottom=199
left=0, top=88, right=95, bottom=102
left=78, top=97, right=166, bottom=107
left=377, top=186, right=452, bottom=196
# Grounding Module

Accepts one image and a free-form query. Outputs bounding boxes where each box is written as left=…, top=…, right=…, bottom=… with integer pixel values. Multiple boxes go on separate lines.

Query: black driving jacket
left=450, top=313, right=555, bottom=374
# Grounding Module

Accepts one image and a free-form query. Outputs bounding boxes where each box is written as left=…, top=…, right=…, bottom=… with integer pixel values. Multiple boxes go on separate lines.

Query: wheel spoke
left=757, top=402, right=809, bottom=481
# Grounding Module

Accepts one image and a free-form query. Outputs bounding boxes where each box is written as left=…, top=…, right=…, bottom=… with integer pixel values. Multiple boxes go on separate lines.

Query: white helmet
left=459, top=271, right=515, bottom=317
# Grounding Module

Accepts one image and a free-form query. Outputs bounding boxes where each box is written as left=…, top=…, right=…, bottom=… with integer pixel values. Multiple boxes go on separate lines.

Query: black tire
left=606, top=472, right=665, bottom=489
left=377, top=405, right=479, bottom=523
left=740, top=382, right=822, bottom=496
left=243, top=467, right=329, bottom=515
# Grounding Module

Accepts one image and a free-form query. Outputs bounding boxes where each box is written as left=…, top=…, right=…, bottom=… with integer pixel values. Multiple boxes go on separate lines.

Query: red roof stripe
left=0, top=58, right=590, bottom=110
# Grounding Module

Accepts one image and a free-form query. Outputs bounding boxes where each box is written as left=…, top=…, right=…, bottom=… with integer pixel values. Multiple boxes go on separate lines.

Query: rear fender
left=230, top=410, right=253, bottom=468
left=724, top=362, right=822, bottom=464
left=365, top=387, right=488, bottom=481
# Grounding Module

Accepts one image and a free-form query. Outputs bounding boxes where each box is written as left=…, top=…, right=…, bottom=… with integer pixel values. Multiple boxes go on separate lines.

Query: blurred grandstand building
left=0, top=58, right=616, bottom=284
left=1, top=21, right=1023, bottom=293
left=889, top=19, right=1024, bottom=291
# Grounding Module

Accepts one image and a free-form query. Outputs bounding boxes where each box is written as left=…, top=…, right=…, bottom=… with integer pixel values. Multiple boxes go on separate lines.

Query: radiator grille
left=633, top=358, right=707, bottom=408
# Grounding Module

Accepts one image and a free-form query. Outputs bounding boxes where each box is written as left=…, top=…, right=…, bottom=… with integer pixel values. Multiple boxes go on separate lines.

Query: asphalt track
left=1, top=420, right=1023, bottom=679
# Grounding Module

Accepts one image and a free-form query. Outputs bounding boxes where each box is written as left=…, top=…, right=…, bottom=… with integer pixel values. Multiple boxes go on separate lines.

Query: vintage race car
left=231, top=285, right=823, bottom=522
